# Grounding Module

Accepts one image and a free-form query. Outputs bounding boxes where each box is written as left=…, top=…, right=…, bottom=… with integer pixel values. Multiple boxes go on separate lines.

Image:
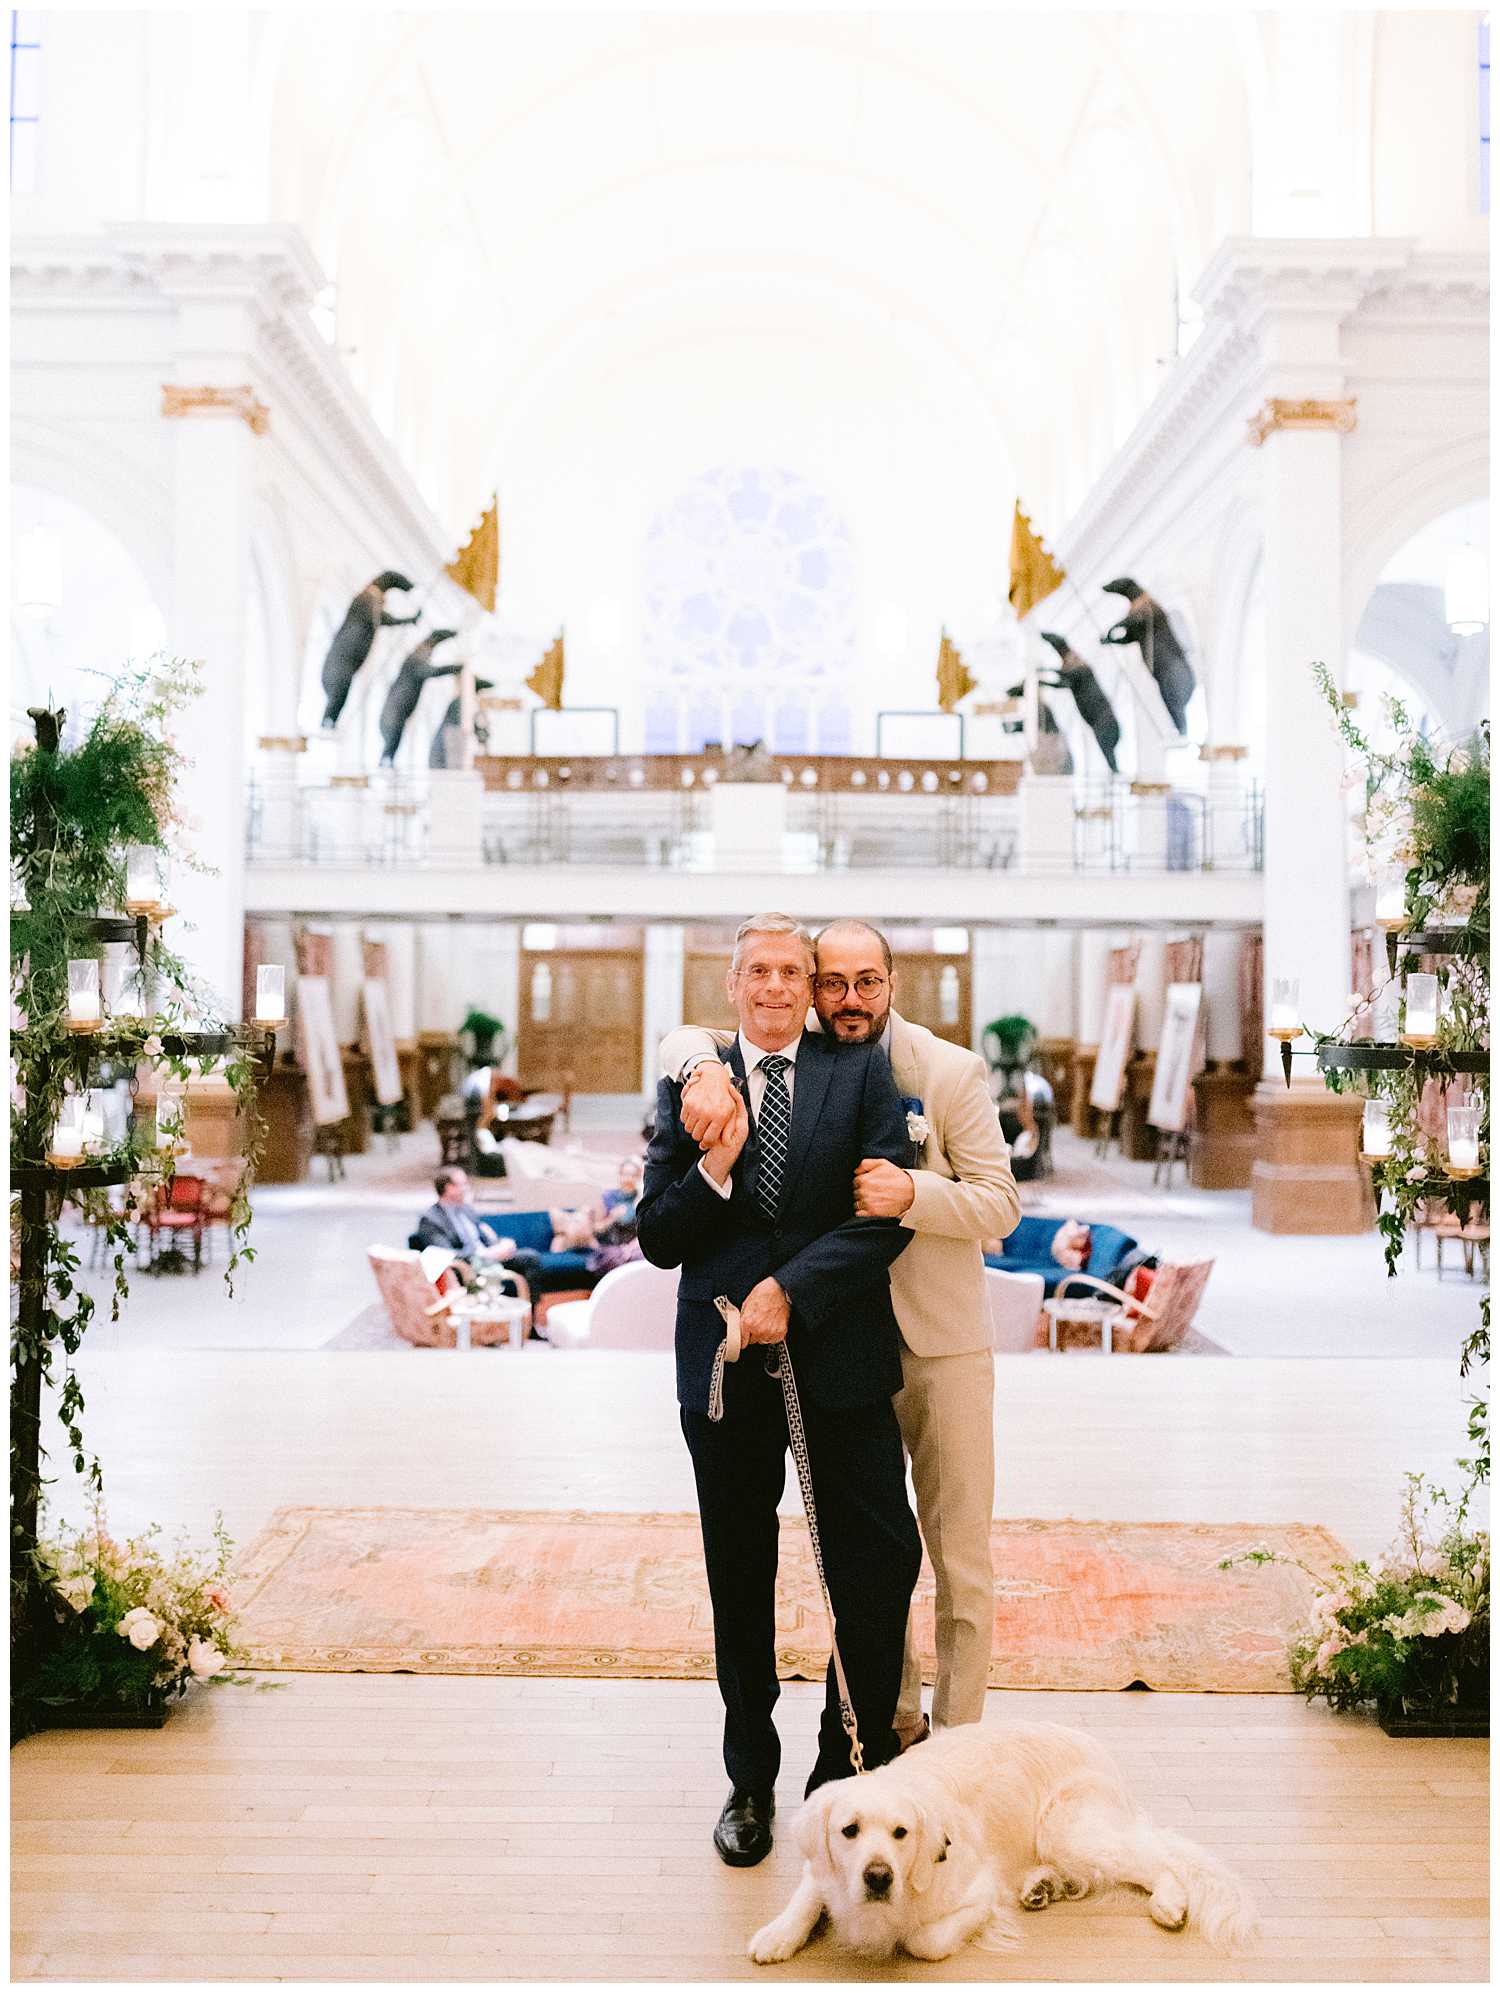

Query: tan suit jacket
left=658, top=1009, right=1020, bottom=1358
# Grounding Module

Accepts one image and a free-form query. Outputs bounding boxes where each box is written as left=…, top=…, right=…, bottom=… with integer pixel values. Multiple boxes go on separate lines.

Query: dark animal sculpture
left=1099, top=578, right=1196, bottom=735
left=1039, top=632, right=1122, bottom=773
left=1004, top=681, right=1073, bottom=777
left=429, top=678, right=494, bottom=769
left=378, top=629, right=462, bottom=766
left=319, top=571, right=420, bottom=730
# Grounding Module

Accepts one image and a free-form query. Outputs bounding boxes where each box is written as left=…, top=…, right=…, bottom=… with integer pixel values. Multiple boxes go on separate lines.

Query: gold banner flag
left=1008, top=500, right=1065, bottom=621
left=445, top=495, right=499, bottom=613
left=936, top=627, right=976, bottom=713
left=526, top=630, right=565, bottom=711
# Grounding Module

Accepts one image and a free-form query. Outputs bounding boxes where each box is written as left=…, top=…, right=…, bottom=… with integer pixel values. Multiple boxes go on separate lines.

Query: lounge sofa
left=984, top=1216, right=1138, bottom=1298
left=406, top=1208, right=605, bottom=1300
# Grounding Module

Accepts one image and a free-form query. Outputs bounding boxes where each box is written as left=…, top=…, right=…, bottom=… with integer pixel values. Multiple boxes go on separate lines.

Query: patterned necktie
left=754, top=1055, right=792, bottom=1222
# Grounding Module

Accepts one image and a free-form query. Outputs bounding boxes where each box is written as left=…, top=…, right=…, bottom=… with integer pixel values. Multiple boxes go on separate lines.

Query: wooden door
left=519, top=949, right=644, bottom=1092
left=683, top=950, right=737, bottom=1031
left=894, top=952, right=972, bottom=1048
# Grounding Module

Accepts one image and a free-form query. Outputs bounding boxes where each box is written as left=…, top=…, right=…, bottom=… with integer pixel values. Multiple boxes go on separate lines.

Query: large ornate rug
left=231, top=1508, right=1345, bottom=1693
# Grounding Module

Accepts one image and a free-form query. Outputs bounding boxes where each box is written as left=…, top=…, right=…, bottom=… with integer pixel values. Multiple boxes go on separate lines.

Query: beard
left=827, top=1008, right=889, bottom=1044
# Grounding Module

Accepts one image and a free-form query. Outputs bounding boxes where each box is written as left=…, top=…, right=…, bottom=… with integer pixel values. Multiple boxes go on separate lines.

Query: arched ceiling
left=265, top=11, right=1252, bottom=538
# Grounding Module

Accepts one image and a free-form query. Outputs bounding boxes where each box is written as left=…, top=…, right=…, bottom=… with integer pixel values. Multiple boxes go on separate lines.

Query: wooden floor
left=12, top=1674, right=1488, bottom=1983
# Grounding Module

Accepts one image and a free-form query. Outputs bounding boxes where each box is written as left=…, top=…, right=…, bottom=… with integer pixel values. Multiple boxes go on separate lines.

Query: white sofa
left=545, top=1259, right=680, bottom=1349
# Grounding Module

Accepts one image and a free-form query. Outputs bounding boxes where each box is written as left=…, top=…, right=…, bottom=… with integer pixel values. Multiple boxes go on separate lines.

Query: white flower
left=1412, top=1593, right=1471, bottom=1638
left=57, top=1572, right=95, bottom=1612
left=187, top=1638, right=225, bottom=1680
left=142, top=1034, right=163, bottom=1059
left=906, top=1111, right=930, bottom=1146
left=117, top=1609, right=162, bottom=1650
left=1406, top=1167, right=1428, bottom=1184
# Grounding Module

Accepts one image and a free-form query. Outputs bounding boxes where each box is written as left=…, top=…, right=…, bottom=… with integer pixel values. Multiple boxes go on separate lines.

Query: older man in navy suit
left=638, top=912, right=921, bottom=1868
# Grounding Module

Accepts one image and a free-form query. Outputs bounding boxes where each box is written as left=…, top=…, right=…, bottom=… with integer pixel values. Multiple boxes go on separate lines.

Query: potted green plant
left=459, top=1006, right=506, bottom=1066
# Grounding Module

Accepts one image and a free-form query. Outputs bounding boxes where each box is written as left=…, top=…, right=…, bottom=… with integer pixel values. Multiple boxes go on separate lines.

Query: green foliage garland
left=10, top=660, right=265, bottom=1717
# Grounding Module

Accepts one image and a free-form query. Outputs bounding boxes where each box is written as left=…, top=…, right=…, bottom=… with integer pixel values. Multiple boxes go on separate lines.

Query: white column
left=416, top=922, right=455, bottom=1033
left=1076, top=931, right=1113, bottom=1046
left=642, top=924, right=687, bottom=1086
left=969, top=929, right=1014, bottom=1055
left=1201, top=929, right=1245, bottom=1063
left=1038, top=932, right=1078, bottom=1040
left=162, top=310, right=256, bottom=1017
left=1256, top=331, right=1353, bottom=1075
left=428, top=769, right=485, bottom=865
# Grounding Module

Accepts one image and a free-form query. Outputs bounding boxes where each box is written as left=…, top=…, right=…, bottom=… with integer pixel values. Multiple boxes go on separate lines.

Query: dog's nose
left=863, top=1862, right=893, bottom=1897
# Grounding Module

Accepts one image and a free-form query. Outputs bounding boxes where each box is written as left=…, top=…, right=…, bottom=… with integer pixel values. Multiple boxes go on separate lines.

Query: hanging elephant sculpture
left=1038, top=631, right=1122, bottom=773
left=1099, top=577, right=1196, bottom=735
left=319, top=571, right=421, bottom=730
left=378, top=629, right=463, bottom=766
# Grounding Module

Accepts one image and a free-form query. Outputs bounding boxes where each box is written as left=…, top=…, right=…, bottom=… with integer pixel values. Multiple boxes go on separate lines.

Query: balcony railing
left=245, top=757, right=1262, bottom=875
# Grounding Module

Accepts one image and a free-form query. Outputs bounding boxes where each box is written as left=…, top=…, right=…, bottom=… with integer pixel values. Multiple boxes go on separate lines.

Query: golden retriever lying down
left=749, top=1720, right=1256, bottom=1965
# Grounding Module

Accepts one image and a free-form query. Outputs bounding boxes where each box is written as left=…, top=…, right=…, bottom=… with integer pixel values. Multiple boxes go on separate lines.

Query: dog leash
left=710, top=1295, right=866, bottom=1777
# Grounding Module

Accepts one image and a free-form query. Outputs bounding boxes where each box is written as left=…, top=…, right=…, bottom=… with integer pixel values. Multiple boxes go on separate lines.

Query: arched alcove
left=9, top=483, right=167, bottom=741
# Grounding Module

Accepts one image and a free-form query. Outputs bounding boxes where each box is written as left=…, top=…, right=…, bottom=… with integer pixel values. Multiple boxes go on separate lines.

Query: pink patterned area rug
left=231, top=1509, right=1345, bottom=1693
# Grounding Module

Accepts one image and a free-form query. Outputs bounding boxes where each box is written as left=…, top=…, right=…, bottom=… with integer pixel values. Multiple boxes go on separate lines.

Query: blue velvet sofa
left=407, top=1208, right=602, bottom=1297
left=983, top=1216, right=1138, bottom=1298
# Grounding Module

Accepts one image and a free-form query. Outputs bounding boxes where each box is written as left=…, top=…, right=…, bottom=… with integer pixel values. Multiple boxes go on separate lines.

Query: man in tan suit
left=660, top=918, right=1021, bottom=1740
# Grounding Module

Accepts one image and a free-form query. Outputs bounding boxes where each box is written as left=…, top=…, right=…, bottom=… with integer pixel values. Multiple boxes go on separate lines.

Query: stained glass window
left=642, top=467, right=856, bottom=753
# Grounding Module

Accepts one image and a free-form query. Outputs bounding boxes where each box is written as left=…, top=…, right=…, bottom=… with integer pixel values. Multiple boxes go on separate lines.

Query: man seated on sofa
left=413, top=1165, right=545, bottom=1299
left=984, top=1214, right=1151, bottom=1297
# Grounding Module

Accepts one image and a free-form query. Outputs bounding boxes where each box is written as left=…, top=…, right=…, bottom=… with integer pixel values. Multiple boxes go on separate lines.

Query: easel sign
left=361, top=978, right=404, bottom=1108
left=296, top=974, right=349, bottom=1127
left=1148, top=983, right=1204, bottom=1134
left=1089, top=985, right=1137, bottom=1115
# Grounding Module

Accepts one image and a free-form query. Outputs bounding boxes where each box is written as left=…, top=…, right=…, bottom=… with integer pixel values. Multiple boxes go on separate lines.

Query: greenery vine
left=1312, top=665, right=1489, bottom=1478
left=11, top=660, right=266, bottom=1623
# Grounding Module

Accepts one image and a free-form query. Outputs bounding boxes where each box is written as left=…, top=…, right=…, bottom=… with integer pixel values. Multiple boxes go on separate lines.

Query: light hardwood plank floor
left=12, top=1676, right=1488, bottom=1983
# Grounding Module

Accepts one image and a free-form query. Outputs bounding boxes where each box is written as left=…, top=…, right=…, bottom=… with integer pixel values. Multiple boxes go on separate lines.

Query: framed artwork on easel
left=295, top=975, right=349, bottom=1127
left=1148, top=983, right=1204, bottom=1134
left=1089, top=984, right=1137, bottom=1116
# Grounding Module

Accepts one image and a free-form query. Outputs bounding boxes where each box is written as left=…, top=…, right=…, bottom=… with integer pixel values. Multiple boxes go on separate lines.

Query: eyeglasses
left=737, top=963, right=811, bottom=985
left=814, top=974, right=888, bottom=1000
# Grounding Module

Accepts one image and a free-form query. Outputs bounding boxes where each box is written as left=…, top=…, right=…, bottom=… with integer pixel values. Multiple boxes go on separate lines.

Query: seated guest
left=414, top=1165, right=544, bottom=1299
left=548, top=1157, right=646, bottom=1276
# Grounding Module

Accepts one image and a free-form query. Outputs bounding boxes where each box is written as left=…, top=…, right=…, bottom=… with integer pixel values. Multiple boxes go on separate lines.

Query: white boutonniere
left=906, top=1110, right=930, bottom=1146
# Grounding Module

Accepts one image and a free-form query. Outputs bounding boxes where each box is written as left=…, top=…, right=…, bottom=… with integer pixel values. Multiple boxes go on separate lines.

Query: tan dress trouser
left=892, top=1343, right=996, bottom=1732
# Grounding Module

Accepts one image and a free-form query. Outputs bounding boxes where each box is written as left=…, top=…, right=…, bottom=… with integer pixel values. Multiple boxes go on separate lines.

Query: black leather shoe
left=713, top=1788, right=774, bottom=1866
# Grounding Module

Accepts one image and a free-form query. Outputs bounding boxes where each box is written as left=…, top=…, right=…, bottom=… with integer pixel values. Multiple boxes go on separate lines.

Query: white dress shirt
left=697, top=1030, right=800, bottom=1198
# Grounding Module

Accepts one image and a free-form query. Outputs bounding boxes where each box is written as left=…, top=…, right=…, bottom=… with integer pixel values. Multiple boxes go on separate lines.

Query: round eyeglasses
left=814, top=973, right=888, bottom=1000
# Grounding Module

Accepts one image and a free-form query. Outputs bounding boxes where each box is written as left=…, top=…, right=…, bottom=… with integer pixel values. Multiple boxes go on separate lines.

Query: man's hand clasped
left=681, top=1058, right=743, bottom=1149
left=852, top=1157, right=915, bottom=1217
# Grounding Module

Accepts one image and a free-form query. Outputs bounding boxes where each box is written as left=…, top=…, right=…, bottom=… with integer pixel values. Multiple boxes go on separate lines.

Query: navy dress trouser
left=680, top=1349, right=922, bottom=1796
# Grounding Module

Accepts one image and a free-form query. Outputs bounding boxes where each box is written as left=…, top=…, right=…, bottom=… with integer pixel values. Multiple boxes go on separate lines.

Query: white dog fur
left=748, top=1720, right=1257, bottom=1965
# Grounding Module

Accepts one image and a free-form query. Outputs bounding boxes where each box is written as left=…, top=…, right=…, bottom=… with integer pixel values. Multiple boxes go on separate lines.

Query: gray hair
left=730, top=911, right=815, bottom=972
left=815, top=918, right=893, bottom=976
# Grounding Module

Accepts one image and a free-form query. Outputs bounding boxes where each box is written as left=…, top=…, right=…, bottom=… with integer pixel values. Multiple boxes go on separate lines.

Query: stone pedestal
left=1120, top=1053, right=1159, bottom=1161
left=1191, top=1066, right=1258, bottom=1189
left=1251, top=1079, right=1371, bottom=1234
left=428, top=770, right=485, bottom=865
left=709, top=781, right=786, bottom=870
left=257, top=1063, right=313, bottom=1184
left=183, top=1075, right=242, bottom=1161
left=1070, top=1047, right=1099, bottom=1136
left=1017, top=775, right=1075, bottom=874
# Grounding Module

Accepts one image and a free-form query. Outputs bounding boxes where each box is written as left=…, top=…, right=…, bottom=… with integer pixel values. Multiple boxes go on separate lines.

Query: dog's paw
left=1148, top=1876, right=1189, bottom=1933
left=1019, top=1864, right=1065, bottom=1910
left=903, top=1924, right=961, bottom=1961
left=747, top=1918, right=807, bottom=1965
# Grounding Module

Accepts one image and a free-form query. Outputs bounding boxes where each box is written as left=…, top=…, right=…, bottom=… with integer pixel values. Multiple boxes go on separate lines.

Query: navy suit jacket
left=638, top=1031, right=912, bottom=1414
